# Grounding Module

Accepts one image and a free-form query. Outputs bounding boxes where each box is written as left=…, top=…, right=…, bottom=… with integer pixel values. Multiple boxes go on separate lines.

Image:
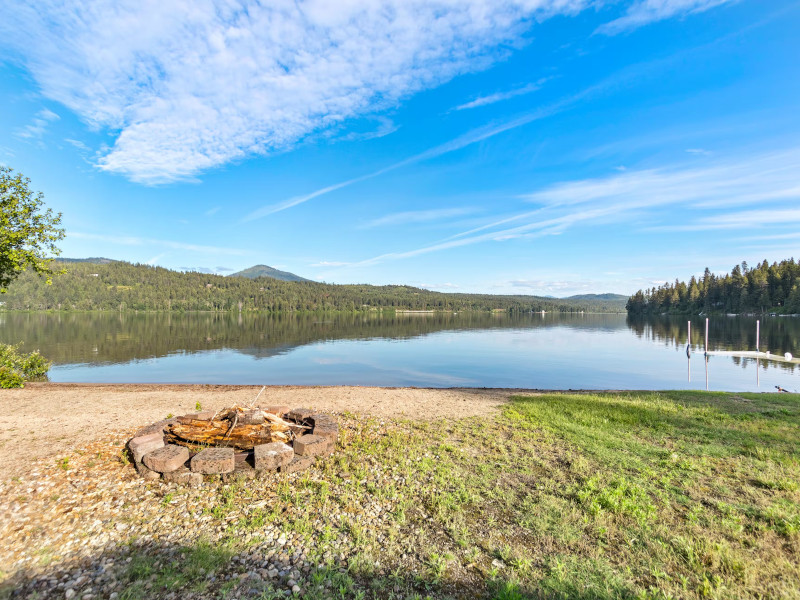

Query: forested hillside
left=626, top=258, right=800, bottom=315
left=229, top=264, right=312, bottom=282
left=0, top=260, right=627, bottom=313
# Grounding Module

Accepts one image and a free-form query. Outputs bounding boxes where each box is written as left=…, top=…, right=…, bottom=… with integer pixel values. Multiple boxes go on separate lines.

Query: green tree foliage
left=0, top=342, right=51, bottom=388
left=0, top=260, right=627, bottom=313
left=626, top=258, right=800, bottom=315
left=0, top=167, right=65, bottom=292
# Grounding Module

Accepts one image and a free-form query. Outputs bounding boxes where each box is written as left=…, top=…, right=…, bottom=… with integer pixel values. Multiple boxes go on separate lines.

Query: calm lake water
left=1, top=312, right=798, bottom=391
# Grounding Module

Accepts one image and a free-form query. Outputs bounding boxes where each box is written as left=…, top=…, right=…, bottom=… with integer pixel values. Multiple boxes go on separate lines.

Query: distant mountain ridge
left=57, top=257, right=117, bottom=264
left=5, top=260, right=628, bottom=313
left=565, top=293, right=629, bottom=301
left=229, top=264, right=312, bottom=282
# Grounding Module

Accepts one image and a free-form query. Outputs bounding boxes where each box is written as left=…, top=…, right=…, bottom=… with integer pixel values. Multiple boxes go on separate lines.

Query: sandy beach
left=0, top=383, right=515, bottom=479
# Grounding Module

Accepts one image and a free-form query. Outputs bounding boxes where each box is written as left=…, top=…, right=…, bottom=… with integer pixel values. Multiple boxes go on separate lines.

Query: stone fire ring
left=127, top=407, right=338, bottom=485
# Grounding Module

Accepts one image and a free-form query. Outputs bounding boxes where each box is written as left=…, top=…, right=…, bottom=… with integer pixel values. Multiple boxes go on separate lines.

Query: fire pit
left=127, top=405, right=338, bottom=485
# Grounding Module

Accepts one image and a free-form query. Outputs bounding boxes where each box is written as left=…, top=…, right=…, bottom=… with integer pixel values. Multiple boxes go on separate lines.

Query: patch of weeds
left=56, top=457, right=69, bottom=471
left=425, top=551, right=454, bottom=583
left=576, top=475, right=657, bottom=526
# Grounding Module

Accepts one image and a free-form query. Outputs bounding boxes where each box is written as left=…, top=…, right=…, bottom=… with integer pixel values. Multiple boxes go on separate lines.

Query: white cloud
left=15, top=108, right=60, bottom=139
left=70, top=231, right=249, bottom=255
left=362, top=207, right=478, bottom=228
left=417, top=282, right=460, bottom=290
left=346, top=146, right=800, bottom=266
left=0, top=0, right=590, bottom=183
left=597, top=0, right=736, bottom=35
left=0, top=0, right=724, bottom=183
left=453, top=79, right=547, bottom=111
left=64, top=138, right=91, bottom=152
left=310, top=261, right=352, bottom=267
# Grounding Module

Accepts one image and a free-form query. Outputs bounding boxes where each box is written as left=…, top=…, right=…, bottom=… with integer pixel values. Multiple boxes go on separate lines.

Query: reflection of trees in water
left=626, top=315, right=799, bottom=373
left=0, top=312, right=626, bottom=366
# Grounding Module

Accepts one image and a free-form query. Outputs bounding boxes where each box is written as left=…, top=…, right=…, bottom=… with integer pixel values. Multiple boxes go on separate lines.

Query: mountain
left=229, top=264, right=312, bottom=282
left=57, top=257, right=117, bottom=264
left=3, top=261, right=627, bottom=313
left=566, top=293, right=629, bottom=302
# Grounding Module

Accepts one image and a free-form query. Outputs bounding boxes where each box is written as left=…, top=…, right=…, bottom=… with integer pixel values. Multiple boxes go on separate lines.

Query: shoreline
left=0, top=383, right=515, bottom=480
left=0, top=383, right=651, bottom=480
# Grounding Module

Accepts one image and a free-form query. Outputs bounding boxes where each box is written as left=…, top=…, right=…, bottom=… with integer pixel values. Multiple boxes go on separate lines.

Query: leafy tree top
left=0, top=166, right=65, bottom=292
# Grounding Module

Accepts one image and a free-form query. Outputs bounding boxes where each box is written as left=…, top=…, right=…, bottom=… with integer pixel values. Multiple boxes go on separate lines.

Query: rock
left=286, top=408, right=315, bottom=423
left=293, top=435, right=330, bottom=457
left=222, top=461, right=256, bottom=482
left=163, top=467, right=192, bottom=484
left=128, top=433, right=165, bottom=464
left=292, top=584, right=301, bottom=594
left=191, top=447, right=235, bottom=474
left=143, top=445, right=190, bottom=473
left=65, top=589, right=75, bottom=599
left=281, top=456, right=314, bottom=474
left=133, top=417, right=178, bottom=439
left=188, top=472, right=204, bottom=487
left=254, top=442, right=293, bottom=471
left=134, top=460, right=162, bottom=480
left=311, top=415, right=338, bottom=445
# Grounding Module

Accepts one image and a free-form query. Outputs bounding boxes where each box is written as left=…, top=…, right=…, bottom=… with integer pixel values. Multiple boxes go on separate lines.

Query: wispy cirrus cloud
left=329, top=146, right=800, bottom=267
left=310, top=261, right=352, bottom=268
left=453, top=79, right=548, bottom=111
left=15, top=108, right=59, bottom=140
left=597, top=0, right=737, bottom=35
left=0, top=0, right=731, bottom=184
left=70, top=232, right=249, bottom=256
left=362, top=207, right=478, bottom=229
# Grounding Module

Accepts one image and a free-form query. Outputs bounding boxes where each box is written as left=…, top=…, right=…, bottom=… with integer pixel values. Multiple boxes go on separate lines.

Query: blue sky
left=1, top=0, right=799, bottom=296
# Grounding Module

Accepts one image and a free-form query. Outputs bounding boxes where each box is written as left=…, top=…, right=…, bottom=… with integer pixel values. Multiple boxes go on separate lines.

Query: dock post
left=756, top=319, right=760, bottom=353
left=756, top=319, right=761, bottom=388
left=705, top=318, right=709, bottom=354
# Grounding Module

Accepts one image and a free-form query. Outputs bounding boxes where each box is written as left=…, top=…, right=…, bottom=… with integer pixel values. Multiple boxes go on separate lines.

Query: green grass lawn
left=17, top=391, right=797, bottom=600
left=322, top=391, right=800, bottom=599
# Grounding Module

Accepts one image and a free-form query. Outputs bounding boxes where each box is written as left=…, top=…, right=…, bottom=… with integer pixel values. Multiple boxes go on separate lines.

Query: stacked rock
left=127, top=407, right=338, bottom=484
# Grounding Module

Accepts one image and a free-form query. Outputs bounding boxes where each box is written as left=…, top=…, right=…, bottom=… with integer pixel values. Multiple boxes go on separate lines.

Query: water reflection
left=626, top=315, right=798, bottom=375
left=0, top=312, right=798, bottom=388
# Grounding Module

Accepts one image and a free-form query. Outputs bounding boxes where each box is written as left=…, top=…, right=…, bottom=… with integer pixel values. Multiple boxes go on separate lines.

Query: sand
left=0, top=383, right=518, bottom=479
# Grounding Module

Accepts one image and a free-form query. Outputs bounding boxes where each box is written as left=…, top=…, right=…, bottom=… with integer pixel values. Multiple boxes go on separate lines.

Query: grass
left=314, top=391, right=800, bottom=599
left=4, top=391, right=799, bottom=600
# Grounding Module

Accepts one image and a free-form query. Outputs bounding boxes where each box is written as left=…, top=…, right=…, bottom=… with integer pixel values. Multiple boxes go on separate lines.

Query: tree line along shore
left=627, top=258, right=800, bottom=316
left=0, top=260, right=627, bottom=314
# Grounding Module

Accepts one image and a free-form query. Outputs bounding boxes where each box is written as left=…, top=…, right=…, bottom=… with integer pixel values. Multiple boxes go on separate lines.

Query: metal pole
left=705, top=318, right=709, bottom=354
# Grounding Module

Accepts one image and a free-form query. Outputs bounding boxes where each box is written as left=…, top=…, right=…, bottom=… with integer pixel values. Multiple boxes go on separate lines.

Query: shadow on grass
left=1, top=538, right=642, bottom=600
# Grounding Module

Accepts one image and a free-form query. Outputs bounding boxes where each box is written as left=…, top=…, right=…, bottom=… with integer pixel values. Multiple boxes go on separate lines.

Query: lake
left=1, top=312, right=798, bottom=391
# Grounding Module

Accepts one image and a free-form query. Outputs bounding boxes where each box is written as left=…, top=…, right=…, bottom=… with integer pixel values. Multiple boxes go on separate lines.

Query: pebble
left=1, top=418, right=412, bottom=600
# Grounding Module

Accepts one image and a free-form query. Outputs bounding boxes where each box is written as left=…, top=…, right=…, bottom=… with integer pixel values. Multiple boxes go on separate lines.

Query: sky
left=1, top=0, right=799, bottom=297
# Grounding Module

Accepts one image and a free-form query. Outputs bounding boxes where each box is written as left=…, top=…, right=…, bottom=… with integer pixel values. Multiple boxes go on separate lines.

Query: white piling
left=756, top=319, right=760, bottom=352
left=705, top=318, right=709, bottom=354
